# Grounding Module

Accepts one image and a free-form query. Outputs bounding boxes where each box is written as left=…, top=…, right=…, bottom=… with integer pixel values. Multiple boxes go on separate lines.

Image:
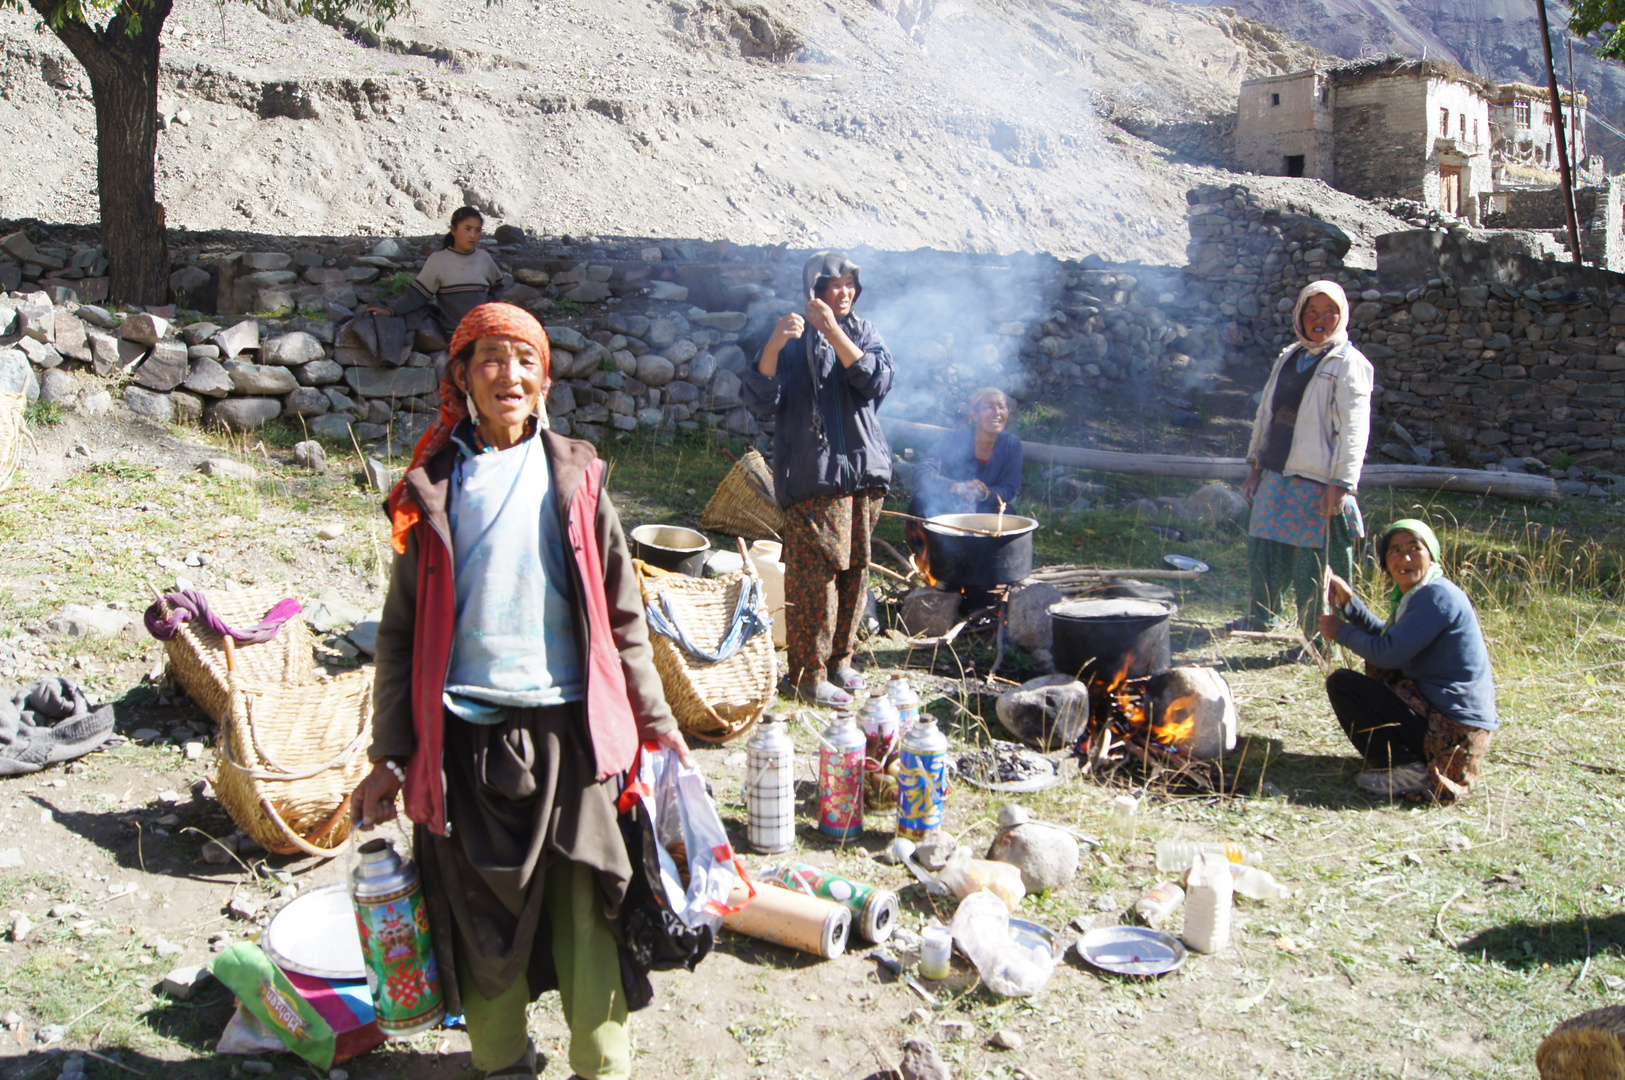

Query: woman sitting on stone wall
left=361, top=206, right=506, bottom=354
left=1319, top=518, right=1498, bottom=802
left=1232, top=280, right=1372, bottom=654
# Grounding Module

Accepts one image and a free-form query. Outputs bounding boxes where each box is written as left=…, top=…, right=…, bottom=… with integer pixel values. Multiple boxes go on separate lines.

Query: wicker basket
left=158, top=588, right=316, bottom=724
left=214, top=668, right=374, bottom=857
left=701, top=448, right=783, bottom=541
left=638, top=562, right=776, bottom=743
left=0, top=391, right=26, bottom=490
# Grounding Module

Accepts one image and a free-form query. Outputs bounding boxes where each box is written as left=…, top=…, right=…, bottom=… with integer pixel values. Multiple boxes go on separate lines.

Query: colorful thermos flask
left=895, top=714, right=949, bottom=840
left=814, top=710, right=866, bottom=841
left=349, top=837, right=445, bottom=1038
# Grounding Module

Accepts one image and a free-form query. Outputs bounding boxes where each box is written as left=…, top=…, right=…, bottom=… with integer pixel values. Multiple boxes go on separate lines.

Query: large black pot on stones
left=1049, top=598, right=1174, bottom=683
left=922, top=513, right=1039, bottom=588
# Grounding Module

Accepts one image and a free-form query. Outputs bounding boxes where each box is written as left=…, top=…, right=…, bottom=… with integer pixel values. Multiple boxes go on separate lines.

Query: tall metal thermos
left=816, top=710, right=867, bottom=841
left=895, top=714, right=949, bottom=840
left=349, top=837, right=446, bottom=1037
left=859, top=686, right=901, bottom=766
left=745, top=713, right=796, bottom=853
left=887, top=674, right=921, bottom=738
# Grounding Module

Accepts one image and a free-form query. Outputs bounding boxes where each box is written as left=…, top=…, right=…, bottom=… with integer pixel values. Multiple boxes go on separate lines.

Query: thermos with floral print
left=858, top=687, right=901, bottom=766
left=887, top=674, right=921, bottom=737
left=764, top=861, right=898, bottom=943
left=745, top=713, right=796, bottom=853
left=895, top=714, right=949, bottom=840
left=816, top=710, right=866, bottom=841
left=350, top=837, right=445, bottom=1037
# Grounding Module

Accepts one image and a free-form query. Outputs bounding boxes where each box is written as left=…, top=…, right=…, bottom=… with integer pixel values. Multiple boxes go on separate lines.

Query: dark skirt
left=415, top=702, right=630, bottom=1012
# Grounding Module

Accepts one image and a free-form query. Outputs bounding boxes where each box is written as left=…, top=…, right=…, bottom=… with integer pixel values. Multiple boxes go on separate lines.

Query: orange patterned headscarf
left=386, top=303, right=551, bottom=553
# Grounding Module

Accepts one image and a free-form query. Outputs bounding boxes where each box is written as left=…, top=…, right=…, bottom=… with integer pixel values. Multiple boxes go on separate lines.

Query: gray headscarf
left=799, top=251, right=863, bottom=451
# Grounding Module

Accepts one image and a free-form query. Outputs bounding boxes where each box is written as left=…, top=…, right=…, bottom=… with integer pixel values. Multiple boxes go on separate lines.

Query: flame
left=913, top=550, right=940, bottom=588
left=1151, top=693, right=1199, bottom=747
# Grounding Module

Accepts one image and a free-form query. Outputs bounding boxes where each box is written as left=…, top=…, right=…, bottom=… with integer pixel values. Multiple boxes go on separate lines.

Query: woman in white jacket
left=1233, top=280, right=1373, bottom=645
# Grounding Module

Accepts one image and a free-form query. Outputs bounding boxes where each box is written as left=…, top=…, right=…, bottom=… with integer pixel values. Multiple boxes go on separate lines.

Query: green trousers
left=1246, top=514, right=1354, bottom=639
left=460, top=858, right=631, bottom=1080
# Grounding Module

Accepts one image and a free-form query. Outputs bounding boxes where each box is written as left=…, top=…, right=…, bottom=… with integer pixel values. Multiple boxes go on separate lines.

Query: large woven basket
left=638, top=562, right=776, bottom=743
left=701, top=448, right=783, bottom=541
left=0, top=391, right=26, bottom=490
left=214, top=668, right=374, bottom=857
left=159, top=588, right=316, bottom=724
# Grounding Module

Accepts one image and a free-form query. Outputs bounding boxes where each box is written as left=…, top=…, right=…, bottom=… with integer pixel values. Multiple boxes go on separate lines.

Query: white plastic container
left=1107, top=795, right=1138, bottom=841
left=1231, top=865, right=1291, bottom=901
left=1180, top=853, right=1233, bottom=955
left=1154, top=838, right=1262, bottom=874
left=748, top=540, right=787, bottom=647
left=919, top=925, right=953, bottom=979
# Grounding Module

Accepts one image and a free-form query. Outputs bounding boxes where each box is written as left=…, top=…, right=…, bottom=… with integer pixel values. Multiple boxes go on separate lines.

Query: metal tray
left=1075, top=925, right=1187, bottom=977
left=1008, top=918, right=1061, bottom=958
left=263, top=882, right=366, bottom=980
left=1163, top=554, right=1210, bottom=573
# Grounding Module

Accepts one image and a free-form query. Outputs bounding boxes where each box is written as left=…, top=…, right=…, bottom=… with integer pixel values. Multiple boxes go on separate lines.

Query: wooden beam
left=881, top=419, right=1563, bottom=501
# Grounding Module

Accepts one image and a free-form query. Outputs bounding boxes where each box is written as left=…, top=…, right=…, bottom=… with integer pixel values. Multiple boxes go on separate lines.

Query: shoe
left=780, top=677, right=852, bottom=707
left=1271, top=645, right=1309, bottom=665
left=1225, top=617, right=1267, bottom=632
left=828, top=666, right=866, bottom=692
left=485, top=1039, right=538, bottom=1080
left=1356, top=762, right=1429, bottom=796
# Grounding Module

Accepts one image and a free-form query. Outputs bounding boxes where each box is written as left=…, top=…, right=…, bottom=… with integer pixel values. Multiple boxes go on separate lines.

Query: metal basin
left=630, top=524, right=710, bottom=577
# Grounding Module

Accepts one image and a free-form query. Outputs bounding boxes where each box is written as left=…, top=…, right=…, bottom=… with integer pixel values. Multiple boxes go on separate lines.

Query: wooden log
left=881, top=419, right=1563, bottom=502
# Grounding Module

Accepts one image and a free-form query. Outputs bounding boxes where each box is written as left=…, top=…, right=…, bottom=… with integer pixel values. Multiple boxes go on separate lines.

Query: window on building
left=1320, top=87, right=1329, bottom=106
left=1285, top=154, right=1305, bottom=177
left=1514, top=100, right=1531, bottom=126
left=1473, top=119, right=1480, bottom=142
left=1440, top=107, right=1450, bottom=136
left=1460, top=114, right=1467, bottom=139
left=1271, top=92, right=1280, bottom=107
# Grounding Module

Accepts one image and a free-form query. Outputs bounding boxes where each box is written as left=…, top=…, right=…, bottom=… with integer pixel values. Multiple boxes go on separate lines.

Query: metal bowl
left=1075, top=925, right=1187, bottom=977
left=1163, top=554, right=1210, bottom=573
left=1008, top=917, right=1061, bottom=959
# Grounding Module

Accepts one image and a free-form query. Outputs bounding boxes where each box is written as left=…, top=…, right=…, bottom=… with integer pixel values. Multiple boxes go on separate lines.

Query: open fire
left=1074, top=645, right=1237, bottom=785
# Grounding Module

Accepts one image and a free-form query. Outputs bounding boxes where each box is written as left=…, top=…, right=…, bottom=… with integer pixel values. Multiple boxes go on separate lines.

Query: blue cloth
left=912, top=427, right=1024, bottom=517
left=741, top=316, right=895, bottom=508
left=1335, top=580, right=1499, bottom=731
left=644, top=578, right=770, bottom=663
left=442, top=421, right=582, bottom=722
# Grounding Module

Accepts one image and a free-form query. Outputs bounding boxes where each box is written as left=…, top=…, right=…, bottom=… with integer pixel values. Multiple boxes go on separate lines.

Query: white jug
left=748, top=540, right=787, bottom=647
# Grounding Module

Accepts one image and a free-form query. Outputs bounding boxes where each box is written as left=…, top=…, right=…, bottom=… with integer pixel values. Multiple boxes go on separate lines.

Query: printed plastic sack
left=937, top=846, right=1026, bottom=910
left=617, top=743, right=748, bottom=977
left=949, top=889, right=1055, bottom=997
left=211, top=943, right=338, bottom=1069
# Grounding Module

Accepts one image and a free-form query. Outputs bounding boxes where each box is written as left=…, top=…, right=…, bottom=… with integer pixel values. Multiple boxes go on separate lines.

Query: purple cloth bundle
left=143, top=590, right=303, bottom=645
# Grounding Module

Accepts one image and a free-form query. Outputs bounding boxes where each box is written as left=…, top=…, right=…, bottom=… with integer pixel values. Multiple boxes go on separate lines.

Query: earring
left=465, top=392, right=479, bottom=421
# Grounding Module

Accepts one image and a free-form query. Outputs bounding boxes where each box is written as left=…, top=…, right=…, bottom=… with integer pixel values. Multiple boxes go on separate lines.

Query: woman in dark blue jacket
left=1318, top=518, right=1498, bottom=803
left=912, top=387, right=1023, bottom=518
left=743, top=252, right=894, bottom=706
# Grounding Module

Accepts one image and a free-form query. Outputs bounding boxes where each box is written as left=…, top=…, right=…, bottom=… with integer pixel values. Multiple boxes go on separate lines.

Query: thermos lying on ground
left=719, top=879, right=850, bottom=958
left=762, top=862, right=898, bottom=943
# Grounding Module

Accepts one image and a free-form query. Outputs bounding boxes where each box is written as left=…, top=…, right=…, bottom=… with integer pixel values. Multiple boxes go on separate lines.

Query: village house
left=1235, top=57, right=1500, bottom=223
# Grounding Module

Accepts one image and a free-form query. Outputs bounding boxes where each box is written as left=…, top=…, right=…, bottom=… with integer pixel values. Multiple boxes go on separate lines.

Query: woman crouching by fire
left=911, top=387, right=1024, bottom=519
left=743, top=251, right=895, bottom=708
left=1318, top=518, right=1498, bottom=802
left=350, top=302, right=692, bottom=1080
left=1234, top=280, right=1372, bottom=652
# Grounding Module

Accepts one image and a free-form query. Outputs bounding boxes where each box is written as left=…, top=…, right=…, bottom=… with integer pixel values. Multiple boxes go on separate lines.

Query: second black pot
left=1049, top=597, right=1174, bottom=683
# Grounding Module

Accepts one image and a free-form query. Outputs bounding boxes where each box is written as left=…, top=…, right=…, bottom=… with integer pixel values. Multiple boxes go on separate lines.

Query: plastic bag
left=217, top=1003, right=287, bottom=1055
left=948, top=889, right=1054, bottom=996
left=620, top=743, right=746, bottom=934
left=211, top=943, right=337, bottom=1069
left=937, top=846, right=1026, bottom=910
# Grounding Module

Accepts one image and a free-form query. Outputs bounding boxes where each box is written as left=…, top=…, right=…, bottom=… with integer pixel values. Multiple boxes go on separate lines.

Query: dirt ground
left=1, top=410, right=1622, bottom=1080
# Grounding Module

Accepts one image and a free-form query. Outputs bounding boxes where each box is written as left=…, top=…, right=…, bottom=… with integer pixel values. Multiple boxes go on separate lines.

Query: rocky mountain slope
left=1, top=0, right=1324, bottom=261
left=1188, top=0, right=1625, bottom=168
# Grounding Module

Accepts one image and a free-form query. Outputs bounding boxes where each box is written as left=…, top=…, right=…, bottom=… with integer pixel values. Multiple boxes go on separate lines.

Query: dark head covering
left=803, top=251, right=863, bottom=303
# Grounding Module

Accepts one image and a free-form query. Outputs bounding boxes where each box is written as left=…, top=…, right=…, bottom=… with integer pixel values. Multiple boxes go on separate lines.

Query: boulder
left=261, top=331, right=325, bottom=366
left=987, top=821, right=1078, bottom=894
left=17, top=337, right=61, bottom=369
left=77, top=390, right=113, bottom=417
left=199, top=458, right=259, bottom=481
left=1006, top=582, right=1061, bottom=652
left=691, top=311, right=747, bottom=332
left=708, top=370, right=743, bottom=408
left=283, top=387, right=331, bottom=417
left=686, top=352, right=717, bottom=384
left=205, top=397, right=282, bottom=431
left=47, top=604, right=132, bottom=638
left=309, top=414, right=356, bottom=440
left=184, top=358, right=234, bottom=398
left=39, top=368, right=76, bottom=405
left=118, top=312, right=170, bottom=346
left=122, top=385, right=174, bottom=422
left=901, top=588, right=960, bottom=637
left=86, top=331, right=124, bottom=377
left=635, top=354, right=675, bottom=387
left=223, top=360, right=299, bottom=396
left=213, top=320, right=260, bottom=360
left=344, top=366, right=438, bottom=399
left=293, top=439, right=328, bottom=472
left=171, top=391, right=204, bottom=423
left=168, top=265, right=214, bottom=310
left=296, top=359, right=343, bottom=386
left=995, top=674, right=1090, bottom=751
left=181, top=322, right=222, bottom=346
left=53, top=314, right=89, bottom=362
left=16, top=303, right=53, bottom=343
left=1178, top=482, right=1248, bottom=524
left=547, top=326, right=588, bottom=351
left=133, top=340, right=188, bottom=392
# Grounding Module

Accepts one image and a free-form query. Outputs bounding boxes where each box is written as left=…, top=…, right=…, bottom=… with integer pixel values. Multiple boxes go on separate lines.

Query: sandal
left=828, top=666, right=866, bottom=692
left=779, top=676, right=853, bottom=707
left=1271, top=645, right=1310, bottom=665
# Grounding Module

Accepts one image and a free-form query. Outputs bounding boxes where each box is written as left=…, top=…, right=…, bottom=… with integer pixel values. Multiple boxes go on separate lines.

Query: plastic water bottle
left=1107, top=795, right=1138, bottom=841
left=1180, top=853, right=1233, bottom=955
left=1231, top=865, right=1291, bottom=901
left=1155, top=839, right=1262, bottom=874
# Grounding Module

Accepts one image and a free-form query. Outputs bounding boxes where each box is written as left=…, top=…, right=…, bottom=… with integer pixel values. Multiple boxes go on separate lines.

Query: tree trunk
left=34, top=0, right=174, bottom=306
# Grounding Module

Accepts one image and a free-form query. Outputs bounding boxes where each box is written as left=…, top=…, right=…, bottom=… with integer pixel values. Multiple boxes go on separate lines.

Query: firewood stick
left=1225, top=629, right=1311, bottom=643
left=879, top=509, right=1007, bottom=536
left=868, top=562, right=911, bottom=585
left=873, top=538, right=923, bottom=580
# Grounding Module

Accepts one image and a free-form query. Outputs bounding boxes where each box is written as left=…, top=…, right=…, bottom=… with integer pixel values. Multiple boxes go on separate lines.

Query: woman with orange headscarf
left=349, top=303, right=690, bottom=1080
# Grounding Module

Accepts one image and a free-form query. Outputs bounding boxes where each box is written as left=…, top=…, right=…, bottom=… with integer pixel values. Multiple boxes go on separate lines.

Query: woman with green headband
left=1318, top=518, right=1498, bottom=801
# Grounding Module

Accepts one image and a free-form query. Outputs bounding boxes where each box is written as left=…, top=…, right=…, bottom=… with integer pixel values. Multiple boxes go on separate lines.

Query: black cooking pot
left=630, top=524, right=710, bottom=577
left=923, top=513, right=1039, bottom=588
left=1049, top=597, right=1174, bottom=683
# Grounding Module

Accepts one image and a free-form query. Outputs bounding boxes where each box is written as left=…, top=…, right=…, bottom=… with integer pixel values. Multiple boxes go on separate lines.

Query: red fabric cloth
left=387, top=303, right=551, bottom=555
left=401, top=452, right=640, bottom=835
